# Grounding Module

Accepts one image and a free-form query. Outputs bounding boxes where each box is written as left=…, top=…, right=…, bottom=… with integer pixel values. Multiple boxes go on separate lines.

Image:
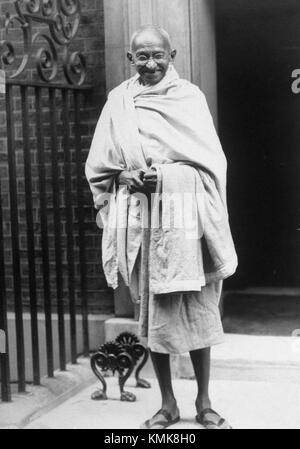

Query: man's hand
left=143, top=168, right=157, bottom=193
left=118, top=169, right=146, bottom=193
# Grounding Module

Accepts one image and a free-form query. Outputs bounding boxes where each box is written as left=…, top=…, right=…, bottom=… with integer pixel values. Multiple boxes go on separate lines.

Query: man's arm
left=85, top=101, right=126, bottom=208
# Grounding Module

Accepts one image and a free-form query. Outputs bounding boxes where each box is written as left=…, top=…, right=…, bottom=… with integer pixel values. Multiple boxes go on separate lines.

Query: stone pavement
left=2, top=332, right=300, bottom=429
left=0, top=357, right=96, bottom=429
left=23, top=331, right=300, bottom=430
left=24, top=376, right=300, bottom=430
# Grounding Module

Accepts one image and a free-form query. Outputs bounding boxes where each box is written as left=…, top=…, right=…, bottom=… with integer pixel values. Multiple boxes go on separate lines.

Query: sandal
left=196, top=408, right=232, bottom=430
left=141, top=409, right=180, bottom=429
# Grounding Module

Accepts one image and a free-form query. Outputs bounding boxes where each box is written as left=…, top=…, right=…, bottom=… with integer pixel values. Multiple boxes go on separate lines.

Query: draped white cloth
left=85, top=66, right=237, bottom=299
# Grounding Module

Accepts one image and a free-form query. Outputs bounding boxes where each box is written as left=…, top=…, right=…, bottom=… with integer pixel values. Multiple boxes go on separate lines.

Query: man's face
left=127, top=32, right=176, bottom=86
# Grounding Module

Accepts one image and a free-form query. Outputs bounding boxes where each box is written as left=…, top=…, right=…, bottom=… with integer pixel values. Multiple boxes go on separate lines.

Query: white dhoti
left=146, top=284, right=224, bottom=354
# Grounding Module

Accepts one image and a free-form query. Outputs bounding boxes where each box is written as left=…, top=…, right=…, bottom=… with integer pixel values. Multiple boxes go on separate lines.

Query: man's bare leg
left=150, top=351, right=179, bottom=417
left=190, top=347, right=232, bottom=429
left=189, top=347, right=211, bottom=413
left=140, top=351, right=180, bottom=428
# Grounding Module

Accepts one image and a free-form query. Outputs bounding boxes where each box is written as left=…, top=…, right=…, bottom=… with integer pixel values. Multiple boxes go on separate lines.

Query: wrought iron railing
left=0, top=0, right=99, bottom=402
left=1, top=0, right=86, bottom=85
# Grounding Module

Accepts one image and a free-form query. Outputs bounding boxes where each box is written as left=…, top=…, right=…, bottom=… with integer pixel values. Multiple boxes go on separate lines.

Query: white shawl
left=85, top=66, right=237, bottom=296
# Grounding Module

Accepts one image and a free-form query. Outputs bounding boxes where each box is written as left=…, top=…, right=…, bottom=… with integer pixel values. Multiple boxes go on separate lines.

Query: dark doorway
left=216, top=0, right=300, bottom=288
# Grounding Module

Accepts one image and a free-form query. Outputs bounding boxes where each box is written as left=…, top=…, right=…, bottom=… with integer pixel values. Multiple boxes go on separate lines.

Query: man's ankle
left=195, top=395, right=211, bottom=412
left=162, top=396, right=178, bottom=412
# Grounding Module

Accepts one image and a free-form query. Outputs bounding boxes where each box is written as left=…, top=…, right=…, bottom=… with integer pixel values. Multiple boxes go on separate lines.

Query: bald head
left=127, top=25, right=176, bottom=86
left=130, top=25, right=172, bottom=52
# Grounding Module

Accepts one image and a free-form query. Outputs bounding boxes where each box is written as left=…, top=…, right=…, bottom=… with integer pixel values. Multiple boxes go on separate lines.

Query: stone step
left=222, top=289, right=300, bottom=336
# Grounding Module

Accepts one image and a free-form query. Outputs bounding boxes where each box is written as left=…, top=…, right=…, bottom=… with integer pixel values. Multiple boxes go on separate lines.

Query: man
left=86, top=25, right=237, bottom=429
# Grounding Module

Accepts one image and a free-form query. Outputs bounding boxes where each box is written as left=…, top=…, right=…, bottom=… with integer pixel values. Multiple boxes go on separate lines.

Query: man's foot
left=140, top=408, right=180, bottom=429
left=196, top=408, right=232, bottom=430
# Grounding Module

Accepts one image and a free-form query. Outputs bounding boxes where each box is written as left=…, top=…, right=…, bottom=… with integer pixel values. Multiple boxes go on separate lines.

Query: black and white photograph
left=0, top=0, right=300, bottom=432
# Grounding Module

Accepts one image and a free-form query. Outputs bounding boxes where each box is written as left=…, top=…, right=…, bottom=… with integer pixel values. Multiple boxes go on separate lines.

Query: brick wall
left=0, top=0, right=114, bottom=314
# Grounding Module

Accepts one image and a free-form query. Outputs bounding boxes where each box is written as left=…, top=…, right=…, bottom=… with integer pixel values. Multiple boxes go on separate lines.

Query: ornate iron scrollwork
left=0, top=0, right=86, bottom=85
left=90, top=332, right=151, bottom=402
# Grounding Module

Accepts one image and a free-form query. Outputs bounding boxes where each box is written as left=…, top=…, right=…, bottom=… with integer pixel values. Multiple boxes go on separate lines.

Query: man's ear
left=170, top=49, right=177, bottom=61
left=127, top=52, right=134, bottom=64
